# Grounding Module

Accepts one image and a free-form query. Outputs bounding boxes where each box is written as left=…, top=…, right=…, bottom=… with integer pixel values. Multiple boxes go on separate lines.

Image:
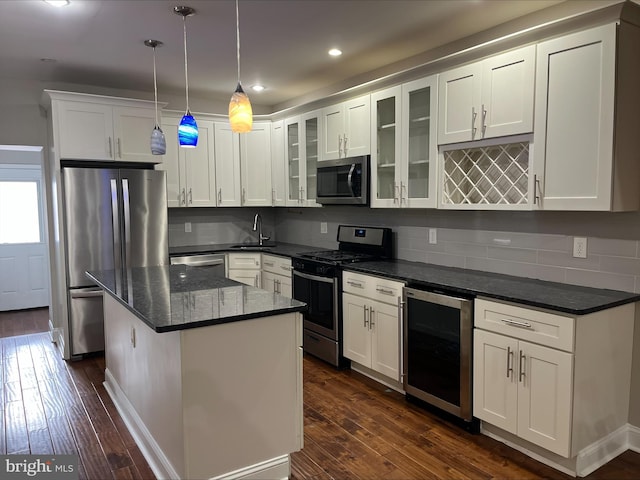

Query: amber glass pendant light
left=229, top=0, right=252, bottom=133
left=174, top=6, right=198, bottom=147
left=145, top=39, right=166, bottom=155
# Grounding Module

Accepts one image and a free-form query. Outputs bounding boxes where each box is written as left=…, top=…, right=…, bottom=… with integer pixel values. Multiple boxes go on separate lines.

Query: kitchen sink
left=229, top=243, right=276, bottom=251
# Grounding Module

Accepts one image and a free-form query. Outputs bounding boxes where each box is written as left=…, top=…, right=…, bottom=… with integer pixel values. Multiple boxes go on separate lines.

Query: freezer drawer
left=69, top=288, right=105, bottom=356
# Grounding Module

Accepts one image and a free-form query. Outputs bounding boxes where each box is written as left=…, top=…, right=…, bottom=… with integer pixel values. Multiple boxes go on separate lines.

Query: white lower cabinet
left=342, top=271, right=404, bottom=382
left=226, top=253, right=261, bottom=287
left=262, top=254, right=292, bottom=297
left=473, top=297, right=635, bottom=469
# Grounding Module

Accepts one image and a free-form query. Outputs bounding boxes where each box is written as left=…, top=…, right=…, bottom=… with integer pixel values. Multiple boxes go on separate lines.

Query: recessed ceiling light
left=328, top=48, right=342, bottom=57
left=251, top=85, right=265, bottom=93
left=44, top=0, right=70, bottom=6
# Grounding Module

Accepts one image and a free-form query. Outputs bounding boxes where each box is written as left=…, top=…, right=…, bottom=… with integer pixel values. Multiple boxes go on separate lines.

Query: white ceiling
left=0, top=0, right=594, bottom=111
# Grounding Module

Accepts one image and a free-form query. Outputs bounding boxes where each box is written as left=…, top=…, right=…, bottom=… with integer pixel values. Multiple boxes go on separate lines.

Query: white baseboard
left=628, top=424, right=640, bottom=453
left=103, top=369, right=180, bottom=480
left=211, top=455, right=290, bottom=480
left=576, top=424, right=629, bottom=477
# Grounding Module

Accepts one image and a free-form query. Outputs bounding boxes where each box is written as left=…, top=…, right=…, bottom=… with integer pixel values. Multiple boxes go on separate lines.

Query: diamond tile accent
left=442, top=142, right=530, bottom=205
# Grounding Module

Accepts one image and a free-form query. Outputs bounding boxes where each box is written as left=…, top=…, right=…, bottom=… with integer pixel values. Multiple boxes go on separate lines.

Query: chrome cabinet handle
left=364, top=305, right=369, bottom=328
left=369, top=307, right=375, bottom=329
left=108, top=137, right=113, bottom=158
left=280, top=265, right=290, bottom=272
left=507, top=346, right=513, bottom=378
left=218, top=188, right=222, bottom=205
left=501, top=318, right=533, bottom=329
left=376, top=287, right=394, bottom=295
left=338, top=135, right=343, bottom=157
left=347, top=280, right=364, bottom=288
left=394, top=183, right=399, bottom=204
left=117, top=138, right=122, bottom=158
left=519, top=350, right=526, bottom=383
left=264, top=261, right=274, bottom=267
left=471, top=107, right=477, bottom=139
left=242, top=188, right=246, bottom=204
left=189, top=188, right=193, bottom=205
left=299, top=187, right=303, bottom=203
left=533, top=174, right=541, bottom=205
left=400, top=182, right=407, bottom=204
left=181, top=188, right=186, bottom=206
left=481, top=104, right=487, bottom=137
left=343, top=134, right=348, bottom=156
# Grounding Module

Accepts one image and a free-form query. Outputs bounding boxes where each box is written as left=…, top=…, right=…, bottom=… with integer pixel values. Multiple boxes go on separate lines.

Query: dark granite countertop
left=87, top=265, right=306, bottom=333
left=344, top=259, right=640, bottom=315
left=169, top=242, right=319, bottom=258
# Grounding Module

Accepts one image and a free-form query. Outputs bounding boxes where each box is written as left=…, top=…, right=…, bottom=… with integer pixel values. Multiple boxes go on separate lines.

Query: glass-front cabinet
left=285, top=110, right=321, bottom=207
left=370, top=76, right=438, bottom=208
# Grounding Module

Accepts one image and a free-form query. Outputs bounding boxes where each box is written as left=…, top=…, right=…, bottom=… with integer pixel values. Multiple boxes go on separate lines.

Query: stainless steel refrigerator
left=62, top=167, right=168, bottom=356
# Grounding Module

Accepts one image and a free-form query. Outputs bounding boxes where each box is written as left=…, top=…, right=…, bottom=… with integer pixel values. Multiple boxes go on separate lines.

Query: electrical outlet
left=573, top=237, right=587, bottom=258
left=320, top=222, right=328, bottom=234
left=428, top=228, right=437, bottom=245
left=185, top=222, right=192, bottom=233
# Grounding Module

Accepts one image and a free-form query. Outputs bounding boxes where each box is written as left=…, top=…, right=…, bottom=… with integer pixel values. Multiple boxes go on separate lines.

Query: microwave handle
left=347, top=163, right=356, bottom=196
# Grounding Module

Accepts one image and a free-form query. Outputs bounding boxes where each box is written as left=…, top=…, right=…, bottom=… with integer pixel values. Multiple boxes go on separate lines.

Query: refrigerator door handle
left=110, top=179, right=122, bottom=273
left=122, top=178, right=132, bottom=271
left=70, top=288, right=104, bottom=298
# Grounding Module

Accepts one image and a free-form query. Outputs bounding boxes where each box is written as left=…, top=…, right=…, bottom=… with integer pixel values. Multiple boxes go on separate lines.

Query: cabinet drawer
left=262, top=254, right=292, bottom=276
left=475, top=298, right=575, bottom=352
left=227, top=253, right=261, bottom=269
left=342, top=271, right=404, bottom=304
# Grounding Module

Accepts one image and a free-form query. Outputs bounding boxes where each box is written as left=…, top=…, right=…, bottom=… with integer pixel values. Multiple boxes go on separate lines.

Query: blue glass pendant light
left=175, top=6, right=198, bottom=147
left=144, top=39, right=166, bottom=155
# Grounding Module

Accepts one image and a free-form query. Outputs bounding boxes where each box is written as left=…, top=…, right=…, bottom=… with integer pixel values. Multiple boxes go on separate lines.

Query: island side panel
left=180, top=312, right=303, bottom=479
left=103, top=294, right=186, bottom=477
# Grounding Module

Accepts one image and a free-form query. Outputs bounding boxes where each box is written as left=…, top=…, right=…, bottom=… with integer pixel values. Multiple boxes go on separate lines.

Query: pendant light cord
left=152, top=46, right=159, bottom=126
left=183, top=15, right=190, bottom=111
left=236, top=0, right=240, bottom=84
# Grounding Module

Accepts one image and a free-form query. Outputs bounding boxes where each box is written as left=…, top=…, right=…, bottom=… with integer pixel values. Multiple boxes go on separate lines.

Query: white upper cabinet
left=159, top=116, right=216, bottom=207
left=371, top=76, right=438, bottom=208
left=438, top=45, right=535, bottom=145
left=270, top=120, right=287, bottom=206
left=285, top=111, right=322, bottom=207
left=240, top=122, right=272, bottom=206
left=214, top=123, right=242, bottom=207
left=533, top=22, right=640, bottom=211
left=52, top=96, right=159, bottom=163
left=321, top=95, right=370, bottom=160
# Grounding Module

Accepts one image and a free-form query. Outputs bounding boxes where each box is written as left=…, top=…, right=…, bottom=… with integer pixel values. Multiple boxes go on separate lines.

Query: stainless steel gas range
left=292, top=225, right=392, bottom=367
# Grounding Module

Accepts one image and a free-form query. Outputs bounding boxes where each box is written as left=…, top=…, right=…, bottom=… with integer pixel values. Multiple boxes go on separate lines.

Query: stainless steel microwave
left=316, top=155, right=369, bottom=205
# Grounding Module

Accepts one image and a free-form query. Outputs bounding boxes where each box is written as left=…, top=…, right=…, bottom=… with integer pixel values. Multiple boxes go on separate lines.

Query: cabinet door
left=321, top=104, right=344, bottom=161
left=533, top=23, right=616, bottom=210
left=302, top=111, right=321, bottom=206
left=214, top=123, right=242, bottom=206
left=402, top=76, right=438, bottom=208
left=517, top=340, right=573, bottom=457
left=473, top=329, right=518, bottom=434
left=342, top=293, right=370, bottom=366
left=481, top=45, right=535, bottom=139
left=271, top=120, right=286, bottom=206
left=343, top=95, right=371, bottom=158
left=285, top=117, right=302, bottom=205
left=185, top=120, right=217, bottom=207
left=370, top=300, right=400, bottom=381
left=56, top=101, right=114, bottom=160
left=262, top=270, right=277, bottom=293
left=371, top=86, right=402, bottom=208
left=438, top=63, right=482, bottom=144
left=158, top=117, right=184, bottom=208
left=278, top=276, right=292, bottom=298
left=241, top=122, right=272, bottom=206
left=228, top=269, right=260, bottom=287
left=112, top=106, right=157, bottom=163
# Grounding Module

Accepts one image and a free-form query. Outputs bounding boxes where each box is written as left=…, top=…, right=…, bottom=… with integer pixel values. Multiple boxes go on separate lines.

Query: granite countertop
left=169, top=242, right=319, bottom=258
left=344, top=259, right=640, bottom=315
left=87, top=265, right=306, bottom=333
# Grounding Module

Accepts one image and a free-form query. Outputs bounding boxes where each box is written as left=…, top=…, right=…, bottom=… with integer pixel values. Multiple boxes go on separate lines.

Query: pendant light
left=174, top=6, right=198, bottom=147
left=228, top=0, right=253, bottom=133
left=145, top=39, right=166, bottom=155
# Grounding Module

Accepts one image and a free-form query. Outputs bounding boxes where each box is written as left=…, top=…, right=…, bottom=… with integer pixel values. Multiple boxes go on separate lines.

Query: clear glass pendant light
left=145, top=39, right=166, bottom=155
left=229, top=0, right=253, bottom=133
left=175, top=6, right=198, bottom=147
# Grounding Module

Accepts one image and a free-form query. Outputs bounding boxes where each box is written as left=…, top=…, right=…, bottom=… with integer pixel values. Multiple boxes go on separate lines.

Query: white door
left=370, top=300, right=400, bottom=381
left=321, top=104, right=344, bottom=160
left=343, top=95, right=371, bottom=158
left=270, top=120, right=286, bottom=206
left=56, top=100, right=113, bottom=160
left=185, top=120, right=217, bottom=207
left=112, top=106, right=157, bottom=163
left=438, top=63, right=481, bottom=144
left=0, top=164, right=50, bottom=311
left=214, top=123, right=242, bottom=207
left=241, top=122, right=272, bottom=206
left=342, top=293, right=370, bottom=366
left=158, top=117, right=183, bottom=207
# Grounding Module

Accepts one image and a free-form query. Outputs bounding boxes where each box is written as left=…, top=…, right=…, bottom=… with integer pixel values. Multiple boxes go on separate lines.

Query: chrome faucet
left=253, top=213, right=270, bottom=246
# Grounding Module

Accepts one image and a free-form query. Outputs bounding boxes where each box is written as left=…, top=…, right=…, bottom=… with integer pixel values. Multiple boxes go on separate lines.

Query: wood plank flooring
left=1, top=308, right=639, bottom=479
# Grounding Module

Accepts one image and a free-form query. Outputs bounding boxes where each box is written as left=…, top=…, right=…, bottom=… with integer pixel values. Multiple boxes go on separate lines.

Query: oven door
left=292, top=270, right=338, bottom=340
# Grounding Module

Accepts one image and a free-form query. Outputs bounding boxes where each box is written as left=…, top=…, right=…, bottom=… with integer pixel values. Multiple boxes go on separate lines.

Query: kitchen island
left=87, top=265, right=306, bottom=480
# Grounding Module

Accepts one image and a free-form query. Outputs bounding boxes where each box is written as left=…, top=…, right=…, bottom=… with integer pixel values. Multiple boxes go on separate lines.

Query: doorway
left=0, top=146, right=50, bottom=312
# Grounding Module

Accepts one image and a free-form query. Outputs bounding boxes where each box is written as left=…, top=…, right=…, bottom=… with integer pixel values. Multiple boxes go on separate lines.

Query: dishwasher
left=170, top=253, right=226, bottom=276
left=402, top=286, right=474, bottom=424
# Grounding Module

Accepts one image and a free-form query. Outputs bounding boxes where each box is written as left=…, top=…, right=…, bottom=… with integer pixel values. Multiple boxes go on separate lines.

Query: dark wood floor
left=1, top=308, right=638, bottom=479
